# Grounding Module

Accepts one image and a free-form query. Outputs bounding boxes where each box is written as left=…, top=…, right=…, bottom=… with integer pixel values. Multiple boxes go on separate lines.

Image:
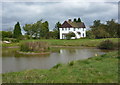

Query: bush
left=66, top=32, right=75, bottom=40
left=53, top=63, right=62, bottom=69
left=20, top=41, right=49, bottom=52
left=68, top=61, right=74, bottom=66
left=98, top=40, right=114, bottom=49
left=11, top=39, right=19, bottom=43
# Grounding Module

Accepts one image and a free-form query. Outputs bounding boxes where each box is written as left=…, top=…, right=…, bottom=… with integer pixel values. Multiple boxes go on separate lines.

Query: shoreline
left=2, top=51, right=118, bottom=83
left=17, top=51, right=50, bottom=55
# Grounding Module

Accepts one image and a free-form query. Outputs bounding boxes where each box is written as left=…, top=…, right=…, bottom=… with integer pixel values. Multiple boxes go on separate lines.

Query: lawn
left=2, top=38, right=119, bottom=47
left=2, top=51, right=118, bottom=83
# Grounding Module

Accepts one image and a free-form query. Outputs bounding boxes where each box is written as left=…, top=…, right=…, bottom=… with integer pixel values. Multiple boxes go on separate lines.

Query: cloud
left=1, top=2, right=118, bottom=31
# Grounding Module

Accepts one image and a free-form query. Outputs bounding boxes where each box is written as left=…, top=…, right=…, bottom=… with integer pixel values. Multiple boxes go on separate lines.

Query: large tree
left=13, top=22, right=22, bottom=38
left=40, top=21, right=49, bottom=38
left=106, top=19, right=118, bottom=38
left=23, top=20, right=49, bottom=39
left=88, top=19, right=119, bottom=39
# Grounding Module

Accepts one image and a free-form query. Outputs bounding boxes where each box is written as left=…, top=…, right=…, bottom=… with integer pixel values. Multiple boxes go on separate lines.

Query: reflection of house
left=59, top=18, right=86, bottom=39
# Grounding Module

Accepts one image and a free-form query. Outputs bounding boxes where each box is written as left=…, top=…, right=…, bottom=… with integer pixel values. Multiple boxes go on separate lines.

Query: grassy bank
left=2, top=51, right=118, bottom=83
left=2, top=38, right=119, bottom=47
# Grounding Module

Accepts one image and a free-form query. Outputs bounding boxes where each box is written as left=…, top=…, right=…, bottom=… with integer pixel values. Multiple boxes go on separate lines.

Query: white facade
left=59, top=27, right=86, bottom=39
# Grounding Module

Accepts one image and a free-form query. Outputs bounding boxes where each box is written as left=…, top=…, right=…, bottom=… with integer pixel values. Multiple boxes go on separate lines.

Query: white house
left=59, top=19, right=86, bottom=39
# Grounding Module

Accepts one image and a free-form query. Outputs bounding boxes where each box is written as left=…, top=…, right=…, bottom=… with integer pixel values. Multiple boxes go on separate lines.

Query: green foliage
left=89, top=19, right=119, bottom=39
left=68, top=61, right=74, bottom=66
left=86, top=30, right=95, bottom=39
left=74, top=18, right=77, bottom=22
left=77, top=18, right=81, bottom=22
left=20, top=41, right=49, bottom=52
left=53, top=21, right=61, bottom=39
left=66, top=32, right=75, bottom=40
left=13, top=22, right=22, bottom=39
left=54, top=21, right=61, bottom=31
left=98, top=40, right=114, bottom=49
left=40, top=21, right=49, bottom=39
left=53, top=63, right=62, bottom=69
left=47, top=31, right=59, bottom=39
left=1, top=31, right=13, bottom=40
left=23, top=20, right=49, bottom=39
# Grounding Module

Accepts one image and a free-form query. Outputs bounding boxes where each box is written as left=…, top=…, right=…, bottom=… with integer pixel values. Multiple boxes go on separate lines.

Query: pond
left=2, top=47, right=111, bottom=73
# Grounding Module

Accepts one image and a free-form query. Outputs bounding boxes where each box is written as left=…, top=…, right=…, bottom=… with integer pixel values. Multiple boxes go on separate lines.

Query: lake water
left=2, top=47, right=110, bottom=73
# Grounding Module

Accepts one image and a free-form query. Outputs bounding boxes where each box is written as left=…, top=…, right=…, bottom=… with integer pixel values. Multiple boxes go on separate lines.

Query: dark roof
left=60, top=20, right=85, bottom=28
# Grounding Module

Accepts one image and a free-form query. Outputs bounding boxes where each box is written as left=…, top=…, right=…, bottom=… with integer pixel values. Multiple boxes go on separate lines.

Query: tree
left=89, top=19, right=119, bottom=39
left=86, top=30, right=95, bottom=39
left=77, top=18, right=81, bottom=22
left=1, top=31, right=13, bottom=40
left=40, top=21, right=49, bottom=38
left=74, top=18, right=77, bottom=22
left=91, top=20, right=101, bottom=28
left=13, top=22, right=22, bottom=38
left=54, top=21, right=61, bottom=39
left=23, top=24, right=34, bottom=39
left=23, top=20, right=49, bottom=39
left=106, top=19, right=118, bottom=38
left=55, top=21, right=61, bottom=31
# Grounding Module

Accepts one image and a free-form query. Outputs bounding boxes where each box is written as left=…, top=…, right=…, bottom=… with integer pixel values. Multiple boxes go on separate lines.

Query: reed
left=20, top=41, right=50, bottom=52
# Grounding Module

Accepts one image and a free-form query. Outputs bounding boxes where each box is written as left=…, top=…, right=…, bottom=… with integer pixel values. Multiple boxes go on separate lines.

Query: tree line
left=87, top=19, right=119, bottom=39
left=1, top=19, right=119, bottom=41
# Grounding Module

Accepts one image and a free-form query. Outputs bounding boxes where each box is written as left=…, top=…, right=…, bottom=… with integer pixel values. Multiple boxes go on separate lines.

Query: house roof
left=60, top=20, right=85, bottom=28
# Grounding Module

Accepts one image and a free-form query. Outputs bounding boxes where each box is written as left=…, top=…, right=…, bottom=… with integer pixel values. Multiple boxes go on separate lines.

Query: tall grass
left=98, top=40, right=118, bottom=50
left=20, top=41, right=50, bottom=52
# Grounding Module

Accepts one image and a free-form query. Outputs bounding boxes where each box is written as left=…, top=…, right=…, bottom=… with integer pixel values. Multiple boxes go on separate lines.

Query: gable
left=60, top=21, right=73, bottom=28
left=60, top=19, right=86, bottom=28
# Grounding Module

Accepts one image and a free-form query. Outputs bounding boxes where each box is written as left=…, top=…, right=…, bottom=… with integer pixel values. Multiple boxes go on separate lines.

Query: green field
left=2, top=38, right=119, bottom=47
left=2, top=51, right=118, bottom=83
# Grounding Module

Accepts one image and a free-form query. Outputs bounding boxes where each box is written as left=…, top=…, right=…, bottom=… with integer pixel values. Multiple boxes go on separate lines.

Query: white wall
left=59, top=27, right=86, bottom=39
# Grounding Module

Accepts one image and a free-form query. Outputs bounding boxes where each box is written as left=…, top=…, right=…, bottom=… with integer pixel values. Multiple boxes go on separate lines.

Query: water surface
left=2, top=47, right=110, bottom=73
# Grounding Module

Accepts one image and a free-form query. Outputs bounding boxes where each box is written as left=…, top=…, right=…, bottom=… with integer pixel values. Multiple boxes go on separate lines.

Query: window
left=74, top=28, right=75, bottom=31
left=62, top=28, right=64, bottom=31
left=83, top=33, right=84, bottom=37
left=69, top=28, right=70, bottom=30
left=83, top=28, right=84, bottom=31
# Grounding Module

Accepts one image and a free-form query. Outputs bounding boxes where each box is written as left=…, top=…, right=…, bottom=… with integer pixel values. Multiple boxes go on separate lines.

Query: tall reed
left=20, top=41, right=50, bottom=52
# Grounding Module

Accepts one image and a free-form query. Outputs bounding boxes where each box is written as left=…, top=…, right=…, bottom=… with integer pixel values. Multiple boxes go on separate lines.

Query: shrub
left=53, top=63, right=62, bottom=69
left=114, top=41, right=120, bottom=50
left=11, top=39, right=19, bottom=43
left=68, top=61, right=74, bottom=66
left=98, top=40, right=114, bottom=50
left=66, top=32, right=75, bottom=40
left=20, top=41, right=49, bottom=52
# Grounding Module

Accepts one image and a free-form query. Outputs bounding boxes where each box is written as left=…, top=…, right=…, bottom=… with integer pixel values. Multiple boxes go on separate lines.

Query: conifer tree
left=13, top=22, right=22, bottom=38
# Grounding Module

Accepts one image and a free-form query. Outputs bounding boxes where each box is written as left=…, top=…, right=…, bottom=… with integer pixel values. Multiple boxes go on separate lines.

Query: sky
left=1, top=0, right=119, bottom=33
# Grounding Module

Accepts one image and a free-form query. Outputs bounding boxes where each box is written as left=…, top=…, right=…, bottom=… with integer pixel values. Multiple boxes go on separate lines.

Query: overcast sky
left=1, top=1, right=118, bottom=33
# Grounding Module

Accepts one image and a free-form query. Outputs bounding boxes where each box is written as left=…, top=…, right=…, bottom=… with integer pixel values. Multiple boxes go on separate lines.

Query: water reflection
left=2, top=47, right=110, bottom=73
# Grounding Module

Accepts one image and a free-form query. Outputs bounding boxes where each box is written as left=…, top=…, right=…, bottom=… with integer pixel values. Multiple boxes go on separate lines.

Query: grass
left=20, top=41, right=49, bottom=53
left=2, top=38, right=119, bottom=47
left=2, top=51, right=119, bottom=83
